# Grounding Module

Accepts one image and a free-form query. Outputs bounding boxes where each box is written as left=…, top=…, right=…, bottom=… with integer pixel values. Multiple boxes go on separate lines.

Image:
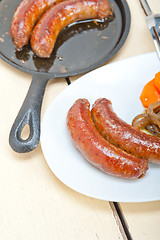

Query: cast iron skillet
left=0, top=0, right=131, bottom=153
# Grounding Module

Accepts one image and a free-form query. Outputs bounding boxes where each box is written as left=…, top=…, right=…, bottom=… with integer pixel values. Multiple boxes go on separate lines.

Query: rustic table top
left=0, top=0, right=160, bottom=239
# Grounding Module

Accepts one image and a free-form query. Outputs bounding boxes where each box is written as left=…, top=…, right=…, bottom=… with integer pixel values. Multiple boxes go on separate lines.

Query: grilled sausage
left=91, top=98, right=160, bottom=164
left=31, top=0, right=111, bottom=58
left=66, top=99, right=148, bottom=179
left=10, top=0, right=63, bottom=50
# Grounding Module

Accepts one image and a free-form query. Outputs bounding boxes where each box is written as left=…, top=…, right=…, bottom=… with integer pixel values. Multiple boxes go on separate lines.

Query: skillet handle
left=9, top=74, right=50, bottom=153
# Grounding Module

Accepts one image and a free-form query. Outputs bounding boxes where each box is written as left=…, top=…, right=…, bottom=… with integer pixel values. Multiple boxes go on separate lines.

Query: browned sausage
left=91, top=98, right=160, bottom=164
left=10, top=0, right=63, bottom=50
left=66, top=99, right=148, bottom=179
left=31, top=0, right=111, bottom=58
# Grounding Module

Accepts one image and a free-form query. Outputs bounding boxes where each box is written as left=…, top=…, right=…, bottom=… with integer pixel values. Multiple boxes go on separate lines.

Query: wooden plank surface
left=0, top=50, right=122, bottom=240
left=1, top=0, right=160, bottom=239
left=120, top=201, right=160, bottom=240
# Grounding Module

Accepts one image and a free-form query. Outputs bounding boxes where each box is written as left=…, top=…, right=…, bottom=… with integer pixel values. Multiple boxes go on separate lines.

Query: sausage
left=10, top=0, right=63, bottom=50
left=31, top=0, right=111, bottom=58
left=66, top=99, right=148, bottom=179
left=91, top=98, right=160, bottom=164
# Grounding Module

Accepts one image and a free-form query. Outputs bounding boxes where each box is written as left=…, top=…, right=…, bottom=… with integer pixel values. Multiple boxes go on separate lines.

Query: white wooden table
left=0, top=0, right=160, bottom=239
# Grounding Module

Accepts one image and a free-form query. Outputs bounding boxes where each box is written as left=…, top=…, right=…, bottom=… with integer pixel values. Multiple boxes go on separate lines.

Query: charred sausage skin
left=10, top=0, right=63, bottom=50
left=31, top=0, right=111, bottom=58
left=91, top=98, right=160, bottom=164
left=66, top=99, right=148, bottom=179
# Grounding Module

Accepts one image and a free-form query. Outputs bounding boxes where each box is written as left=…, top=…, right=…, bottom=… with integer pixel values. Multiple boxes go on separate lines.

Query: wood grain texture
left=1, top=0, right=160, bottom=239
left=0, top=59, right=122, bottom=240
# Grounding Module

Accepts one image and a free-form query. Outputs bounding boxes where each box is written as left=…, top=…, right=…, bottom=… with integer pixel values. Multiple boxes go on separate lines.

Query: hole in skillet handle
left=20, top=123, right=31, bottom=141
left=16, top=112, right=33, bottom=142
left=9, top=74, right=50, bottom=153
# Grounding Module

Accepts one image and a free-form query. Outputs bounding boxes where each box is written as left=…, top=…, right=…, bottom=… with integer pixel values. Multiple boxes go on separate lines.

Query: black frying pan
left=0, top=0, right=131, bottom=153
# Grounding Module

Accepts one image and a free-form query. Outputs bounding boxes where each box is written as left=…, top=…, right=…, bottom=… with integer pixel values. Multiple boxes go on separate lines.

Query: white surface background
left=1, top=0, right=160, bottom=239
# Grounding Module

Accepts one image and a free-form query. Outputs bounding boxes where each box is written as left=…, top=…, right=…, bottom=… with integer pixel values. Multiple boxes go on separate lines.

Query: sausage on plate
left=91, top=98, right=160, bottom=164
left=31, top=0, right=111, bottom=58
left=66, top=99, right=148, bottom=179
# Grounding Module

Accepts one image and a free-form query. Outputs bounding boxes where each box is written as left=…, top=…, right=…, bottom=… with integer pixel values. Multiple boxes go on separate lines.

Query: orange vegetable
left=140, top=79, right=160, bottom=108
left=154, top=72, right=160, bottom=91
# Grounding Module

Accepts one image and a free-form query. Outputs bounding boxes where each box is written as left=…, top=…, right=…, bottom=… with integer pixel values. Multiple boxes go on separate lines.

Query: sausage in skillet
left=91, top=98, right=160, bottom=164
left=66, top=99, right=148, bottom=179
left=31, top=0, right=111, bottom=58
left=10, top=0, right=63, bottom=50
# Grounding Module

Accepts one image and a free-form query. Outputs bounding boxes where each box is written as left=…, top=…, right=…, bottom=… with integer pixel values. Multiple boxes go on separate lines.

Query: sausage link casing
left=91, top=98, right=160, bottom=164
left=66, top=99, right=148, bottom=179
left=31, top=0, right=111, bottom=58
left=10, top=0, right=63, bottom=49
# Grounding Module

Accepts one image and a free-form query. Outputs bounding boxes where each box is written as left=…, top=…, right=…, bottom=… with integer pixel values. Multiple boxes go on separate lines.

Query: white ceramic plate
left=41, top=52, right=160, bottom=202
